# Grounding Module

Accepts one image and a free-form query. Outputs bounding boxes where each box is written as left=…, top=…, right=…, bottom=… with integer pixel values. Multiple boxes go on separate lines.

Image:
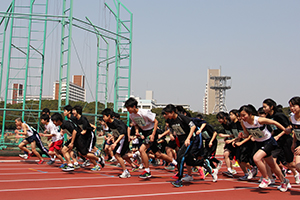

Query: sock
left=145, top=168, right=150, bottom=173
left=74, top=162, right=78, bottom=165
left=228, top=168, right=233, bottom=173
left=171, top=159, right=177, bottom=166
left=51, top=157, right=55, bottom=161
left=68, top=163, right=73, bottom=167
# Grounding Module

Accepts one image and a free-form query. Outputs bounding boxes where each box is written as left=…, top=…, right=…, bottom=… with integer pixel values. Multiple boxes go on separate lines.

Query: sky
left=1, top=0, right=300, bottom=112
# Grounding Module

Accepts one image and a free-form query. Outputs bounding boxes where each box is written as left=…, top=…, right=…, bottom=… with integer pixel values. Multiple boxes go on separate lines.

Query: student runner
left=239, top=104, right=290, bottom=192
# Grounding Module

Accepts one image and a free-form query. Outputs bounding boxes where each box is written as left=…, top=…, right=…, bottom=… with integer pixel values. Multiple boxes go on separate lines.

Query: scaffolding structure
left=210, top=75, right=231, bottom=114
left=0, top=0, right=132, bottom=149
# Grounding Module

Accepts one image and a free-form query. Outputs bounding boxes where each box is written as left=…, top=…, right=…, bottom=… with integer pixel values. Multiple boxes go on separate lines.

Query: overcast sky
left=1, top=0, right=300, bottom=112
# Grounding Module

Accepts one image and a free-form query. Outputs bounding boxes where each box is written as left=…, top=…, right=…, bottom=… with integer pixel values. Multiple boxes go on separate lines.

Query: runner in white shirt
left=40, top=114, right=64, bottom=165
left=239, top=104, right=291, bottom=192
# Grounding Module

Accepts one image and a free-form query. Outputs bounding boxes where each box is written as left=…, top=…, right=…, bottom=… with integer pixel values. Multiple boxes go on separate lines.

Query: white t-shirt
left=242, top=116, right=271, bottom=142
left=130, top=109, right=156, bottom=131
left=45, top=121, right=63, bottom=142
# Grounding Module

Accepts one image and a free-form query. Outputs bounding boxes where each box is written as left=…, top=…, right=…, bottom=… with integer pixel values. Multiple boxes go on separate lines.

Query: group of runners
left=14, top=96, right=300, bottom=192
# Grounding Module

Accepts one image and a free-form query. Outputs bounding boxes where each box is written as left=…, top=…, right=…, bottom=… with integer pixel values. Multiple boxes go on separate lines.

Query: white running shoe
left=277, top=179, right=291, bottom=192
left=119, top=170, right=131, bottom=178
left=181, top=174, right=193, bottom=182
left=212, top=169, right=218, bottom=182
left=19, top=154, right=28, bottom=159
left=259, top=178, right=271, bottom=188
left=139, top=163, right=144, bottom=169
left=247, top=169, right=253, bottom=180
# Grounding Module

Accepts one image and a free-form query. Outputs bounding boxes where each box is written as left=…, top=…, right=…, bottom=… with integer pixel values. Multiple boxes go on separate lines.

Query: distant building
left=11, top=83, right=53, bottom=104
left=53, top=75, right=86, bottom=102
left=122, top=90, right=190, bottom=112
left=203, top=68, right=231, bottom=114
left=203, top=69, right=220, bottom=114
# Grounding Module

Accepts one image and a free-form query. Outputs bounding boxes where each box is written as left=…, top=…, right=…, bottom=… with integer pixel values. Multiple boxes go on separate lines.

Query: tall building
left=203, top=69, right=220, bottom=114
left=53, top=75, right=86, bottom=102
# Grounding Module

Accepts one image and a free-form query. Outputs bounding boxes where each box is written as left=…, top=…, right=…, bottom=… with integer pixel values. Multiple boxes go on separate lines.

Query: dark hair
left=257, top=107, right=265, bottom=115
left=40, top=114, right=50, bottom=122
left=42, top=108, right=50, bottom=114
left=64, top=105, right=73, bottom=112
left=185, top=111, right=191, bottom=117
left=161, top=110, right=166, bottom=115
left=51, top=113, right=63, bottom=122
left=101, top=108, right=113, bottom=117
left=176, top=106, right=185, bottom=114
left=196, top=114, right=203, bottom=119
left=289, top=96, right=300, bottom=107
left=229, top=109, right=239, bottom=117
left=113, top=112, right=120, bottom=119
left=239, top=104, right=258, bottom=116
left=216, top=112, right=231, bottom=125
left=163, top=104, right=177, bottom=113
left=73, top=105, right=82, bottom=115
left=124, top=97, right=138, bottom=108
left=263, top=98, right=278, bottom=113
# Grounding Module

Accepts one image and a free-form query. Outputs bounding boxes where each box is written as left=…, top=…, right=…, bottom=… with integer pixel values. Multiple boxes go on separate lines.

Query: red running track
left=0, top=156, right=299, bottom=200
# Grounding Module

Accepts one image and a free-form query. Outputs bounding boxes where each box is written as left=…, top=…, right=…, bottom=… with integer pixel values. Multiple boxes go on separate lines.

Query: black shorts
left=113, top=137, right=129, bottom=157
left=25, top=135, right=36, bottom=143
left=277, top=134, right=294, bottom=164
left=203, top=139, right=218, bottom=158
left=224, top=142, right=236, bottom=159
left=236, top=140, right=251, bottom=163
left=140, top=129, right=160, bottom=154
left=254, top=137, right=277, bottom=158
left=167, top=140, right=178, bottom=149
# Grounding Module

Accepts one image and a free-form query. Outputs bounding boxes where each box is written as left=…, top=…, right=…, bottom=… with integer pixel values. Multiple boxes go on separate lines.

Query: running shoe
left=239, top=174, right=249, bottom=181
left=47, top=160, right=55, bottom=165
left=282, top=169, right=287, bottom=177
left=109, top=157, right=117, bottom=162
left=62, top=165, right=75, bottom=172
left=251, top=167, right=258, bottom=178
left=258, top=178, right=271, bottom=188
left=199, top=167, right=205, bottom=180
left=81, top=159, right=91, bottom=167
left=172, top=172, right=178, bottom=179
left=119, top=170, right=131, bottom=178
left=165, top=164, right=175, bottom=171
left=247, top=169, right=253, bottom=180
left=27, top=152, right=34, bottom=159
left=277, top=179, right=291, bottom=192
left=192, top=167, right=198, bottom=173
left=98, top=156, right=105, bottom=168
left=181, top=174, right=193, bottom=182
left=203, top=159, right=213, bottom=174
left=139, top=163, right=144, bottom=170
left=212, top=169, right=218, bottom=182
left=38, top=160, right=44, bottom=165
left=74, top=163, right=81, bottom=169
left=217, top=161, right=223, bottom=171
left=91, top=165, right=101, bottom=171
left=59, top=163, right=67, bottom=169
left=19, top=154, right=28, bottom=159
left=295, top=172, right=300, bottom=184
left=131, top=166, right=139, bottom=172
left=222, top=171, right=234, bottom=178
left=231, top=169, right=237, bottom=175
left=171, top=179, right=183, bottom=187
left=139, top=170, right=151, bottom=179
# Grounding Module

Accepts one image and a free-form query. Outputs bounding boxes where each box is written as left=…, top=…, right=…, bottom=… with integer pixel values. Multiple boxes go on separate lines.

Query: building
left=53, top=75, right=86, bottom=102
left=203, top=68, right=231, bottom=114
left=11, top=83, right=53, bottom=104
left=122, top=90, right=190, bottom=112
left=203, top=68, right=220, bottom=114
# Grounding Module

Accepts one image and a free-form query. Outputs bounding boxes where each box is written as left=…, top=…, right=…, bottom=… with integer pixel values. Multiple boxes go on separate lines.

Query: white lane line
left=0, top=181, right=167, bottom=192
left=66, top=187, right=257, bottom=200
